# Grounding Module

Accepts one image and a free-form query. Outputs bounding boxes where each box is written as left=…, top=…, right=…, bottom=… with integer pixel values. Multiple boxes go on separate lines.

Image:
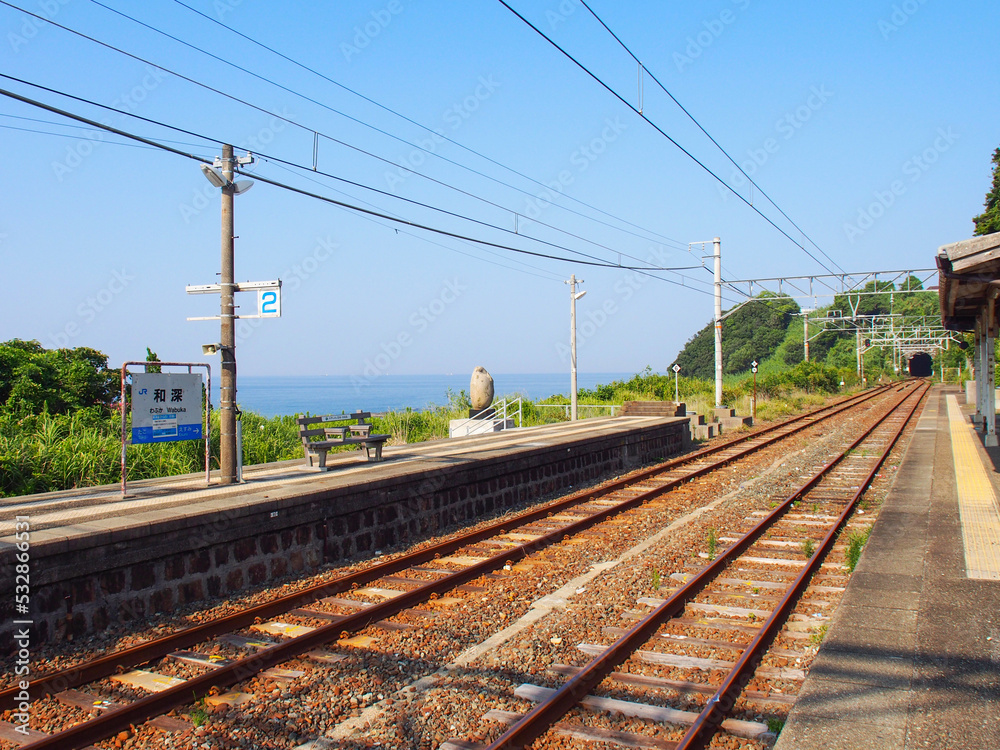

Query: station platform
left=0, top=415, right=689, bottom=647
left=775, top=384, right=1000, bottom=749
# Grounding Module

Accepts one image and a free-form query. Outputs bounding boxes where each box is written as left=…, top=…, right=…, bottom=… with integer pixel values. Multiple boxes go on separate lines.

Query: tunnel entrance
left=908, top=352, right=933, bottom=377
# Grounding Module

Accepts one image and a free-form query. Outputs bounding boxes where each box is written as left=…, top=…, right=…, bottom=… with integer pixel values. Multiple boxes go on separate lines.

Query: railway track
left=0, top=383, right=919, bottom=749
left=445, top=380, right=927, bottom=750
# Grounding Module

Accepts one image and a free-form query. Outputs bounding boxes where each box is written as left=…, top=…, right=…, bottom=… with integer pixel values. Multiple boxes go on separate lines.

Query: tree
left=145, top=347, right=162, bottom=373
left=0, top=339, right=118, bottom=415
left=973, top=146, right=1000, bottom=236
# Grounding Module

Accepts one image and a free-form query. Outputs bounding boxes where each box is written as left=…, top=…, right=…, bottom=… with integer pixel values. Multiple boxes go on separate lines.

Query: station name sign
left=131, top=373, right=203, bottom=443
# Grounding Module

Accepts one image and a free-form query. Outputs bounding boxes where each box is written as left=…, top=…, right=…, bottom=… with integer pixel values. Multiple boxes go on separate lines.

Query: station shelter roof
left=937, top=232, right=1000, bottom=332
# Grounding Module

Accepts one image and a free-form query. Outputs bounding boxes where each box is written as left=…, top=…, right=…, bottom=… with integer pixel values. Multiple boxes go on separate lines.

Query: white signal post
left=567, top=274, right=586, bottom=421
left=672, top=363, right=681, bottom=403
left=690, top=237, right=723, bottom=408
left=713, top=237, right=722, bottom=408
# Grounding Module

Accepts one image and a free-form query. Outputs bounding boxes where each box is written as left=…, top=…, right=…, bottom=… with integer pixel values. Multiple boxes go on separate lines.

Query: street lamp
left=566, top=274, right=586, bottom=421
left=201, top=145, right=254, bottom=484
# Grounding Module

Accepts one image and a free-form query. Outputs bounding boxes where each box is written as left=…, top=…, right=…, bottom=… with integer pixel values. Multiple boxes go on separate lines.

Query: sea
left=230, top=373, right=632, bottom=418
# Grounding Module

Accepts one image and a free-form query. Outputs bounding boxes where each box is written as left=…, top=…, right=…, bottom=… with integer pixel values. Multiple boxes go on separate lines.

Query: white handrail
left=450, top=395, right=523, bottom=436
left=534, top=403, right=620, bottom=416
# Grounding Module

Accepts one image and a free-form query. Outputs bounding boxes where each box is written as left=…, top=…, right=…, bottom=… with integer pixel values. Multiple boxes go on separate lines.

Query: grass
left=810, top=623, right=829, bottom=646
left=651, top=568, right=661, bottom=591
left=802, top=538, right=816, bottom=559
left=189, top=695, right=209, bottom=727
left=706, top=528, right=718, bottom=561
left=845, top=526, right=873, bottom=571
left=766, top=717, right=785, bottom=735
left=0, top=366, right=873, bottom=498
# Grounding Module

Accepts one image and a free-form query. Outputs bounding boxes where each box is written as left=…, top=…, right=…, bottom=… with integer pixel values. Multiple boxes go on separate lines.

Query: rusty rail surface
left=483, top=380, right=926, bottom=750
left=0, top=385, right=890, bottom=714
left=8, top=385, right=900, bottom=749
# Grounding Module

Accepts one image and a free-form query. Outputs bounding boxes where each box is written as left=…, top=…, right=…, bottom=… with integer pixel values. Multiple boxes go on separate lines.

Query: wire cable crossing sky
left=0, top=0, right=994, bottom=376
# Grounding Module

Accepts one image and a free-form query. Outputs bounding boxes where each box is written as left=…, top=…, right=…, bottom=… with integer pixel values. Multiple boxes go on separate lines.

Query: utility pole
left=219, top=144, right=237, bottom=484
left=855, top=328, right=862, bottom=376
left=803, top=310, right=810, bottom=362
left=713, top=237, right=723, bottom=408
left=567, top=274, right=586, bottom=421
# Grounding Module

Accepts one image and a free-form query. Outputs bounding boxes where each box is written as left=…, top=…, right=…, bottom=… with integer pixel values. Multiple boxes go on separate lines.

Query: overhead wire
left=0, top=112, right=562, bottom=282
left=0, top=121, right=158, bottom=148
left=0, top=109, right=221, bottom=150
left=6, top=0, right=688, bottom=272
left=0, top=71, right=699, bottom=275
left=167, top=0, right=688, bottom=251
left=0, top=84, right=715, bottom=286
left=87, top=0, right=694, bottom=268
left=0, top=99, right=560, bottom=281
left=262, top=158, right=566, bottom=283
left=577, top=0, right=845, bottom=274
left=494, top=0, right=840, bottom=276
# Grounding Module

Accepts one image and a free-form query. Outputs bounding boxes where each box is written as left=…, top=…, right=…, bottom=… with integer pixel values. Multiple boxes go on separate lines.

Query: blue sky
left=1, top=0, right=997, bottom=379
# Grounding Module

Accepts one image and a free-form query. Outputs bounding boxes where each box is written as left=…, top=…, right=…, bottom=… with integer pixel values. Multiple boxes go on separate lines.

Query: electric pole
left=219, top=144, right=237, bottom=484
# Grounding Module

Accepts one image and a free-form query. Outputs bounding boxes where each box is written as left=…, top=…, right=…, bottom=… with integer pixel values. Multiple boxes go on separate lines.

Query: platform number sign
left=258, top=287, right=281, bottom=318
left=131, top=373, right=203, bottom=444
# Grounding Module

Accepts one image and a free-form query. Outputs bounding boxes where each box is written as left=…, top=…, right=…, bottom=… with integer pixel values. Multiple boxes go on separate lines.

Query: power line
left=264, top=158, right=566, bottom=283
left=0, top=121, right=156, bottom=148
left=7, top=0, right=688, bottom=272
left=495, top=0, right=840, bottom=276
left=1, top=70, right=713, bottom=287
left=89, top=0, right=694, bottom=268
left=240, top=167, right=697, bottom=272
left=0, top=72, right=688, bottom=275
left=0, top=109, right=219, bottom=150
left=168, top=0, right=688, bottom=251
left=578, top=0, right=845, bottom=274
left=0, top=84, right=712, bottom=285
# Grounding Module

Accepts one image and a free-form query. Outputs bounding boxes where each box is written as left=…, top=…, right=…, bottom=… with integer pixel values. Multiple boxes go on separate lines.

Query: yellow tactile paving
left=946, top=395, right=1000, bottom=580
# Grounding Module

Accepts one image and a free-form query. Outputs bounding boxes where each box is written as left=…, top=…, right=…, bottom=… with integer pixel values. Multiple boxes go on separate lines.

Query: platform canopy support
left=937, top=231, right=1000, bottom=447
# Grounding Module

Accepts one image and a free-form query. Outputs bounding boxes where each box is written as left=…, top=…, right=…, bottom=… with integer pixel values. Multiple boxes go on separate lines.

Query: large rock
left=470, top=366, right=495, bottom=411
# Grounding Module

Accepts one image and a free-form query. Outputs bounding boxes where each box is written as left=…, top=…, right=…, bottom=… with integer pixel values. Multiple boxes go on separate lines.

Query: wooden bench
left=297, top=412, right=390, bottom=470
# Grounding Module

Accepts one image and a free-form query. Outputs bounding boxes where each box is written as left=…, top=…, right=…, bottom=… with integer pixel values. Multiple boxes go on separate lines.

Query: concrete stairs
left=618, top=401, right=751, bottom=442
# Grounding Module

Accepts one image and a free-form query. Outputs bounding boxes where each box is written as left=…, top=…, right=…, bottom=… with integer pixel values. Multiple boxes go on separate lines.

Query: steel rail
left=1, top=385, right=893, bottom=712
left=482, top=381, right=926, bottom=750
left=674, top=381, right=928, bottom=749
left=18, top=450, right=792, bottom=750
left=13, top=384, right=909, bottom=749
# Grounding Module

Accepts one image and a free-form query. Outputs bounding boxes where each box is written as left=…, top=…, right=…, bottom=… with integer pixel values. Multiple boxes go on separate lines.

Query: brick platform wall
left=1, top=419, right=687, bottom=648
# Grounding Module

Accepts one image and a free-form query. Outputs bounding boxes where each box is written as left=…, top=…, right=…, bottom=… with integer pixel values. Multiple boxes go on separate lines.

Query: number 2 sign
left=258, top=287, right=281, bottom=318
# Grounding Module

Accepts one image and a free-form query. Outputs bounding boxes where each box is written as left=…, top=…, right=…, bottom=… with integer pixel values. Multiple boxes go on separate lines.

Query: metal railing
left=534, top=403, right=621, bottom=418
left=449, top=395, right=523, bottom=437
